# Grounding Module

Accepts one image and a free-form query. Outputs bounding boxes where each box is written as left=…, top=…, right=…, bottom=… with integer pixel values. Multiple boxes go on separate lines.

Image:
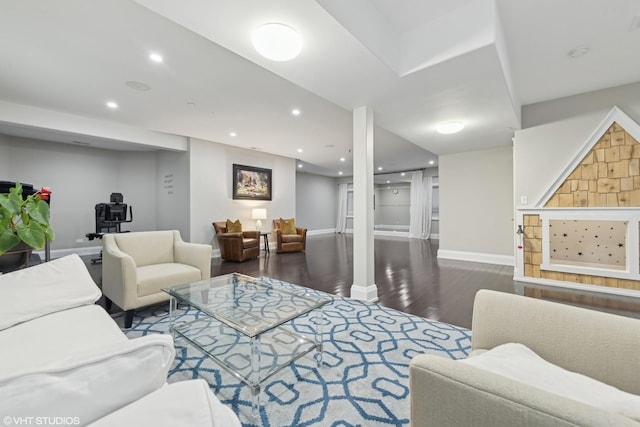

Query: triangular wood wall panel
left=537, top=106, right=640, bottom=207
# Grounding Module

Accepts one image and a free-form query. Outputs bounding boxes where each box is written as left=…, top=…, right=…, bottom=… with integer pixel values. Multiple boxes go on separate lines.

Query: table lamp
left=252, top=208, right=267, bottom=232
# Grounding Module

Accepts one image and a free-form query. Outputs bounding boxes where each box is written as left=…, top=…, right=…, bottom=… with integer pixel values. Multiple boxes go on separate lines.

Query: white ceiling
left=0, top=0, right=639, bottom=177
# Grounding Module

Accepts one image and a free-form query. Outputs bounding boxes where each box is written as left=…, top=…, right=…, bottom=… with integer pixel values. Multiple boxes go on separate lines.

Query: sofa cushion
left=279, top=218, right=296, bottom=234
left=137, top=263, right=203, bottom=297
left=88, top=379, right=241, bottom=427
left=226, top=219, right=242, bottom=233
left=460, top=343, right=640, bottom=421
left=113, top=231, right=175, bottom=267
left=0, top=254, right=101, bottom=330
left=0, top=305, right=126, bottom=377
left=0, top=327, right=174, bottom=425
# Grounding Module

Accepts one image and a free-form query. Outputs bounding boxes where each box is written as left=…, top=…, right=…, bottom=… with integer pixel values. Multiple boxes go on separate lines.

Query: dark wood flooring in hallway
left=210, top=234, right=516, bottom=329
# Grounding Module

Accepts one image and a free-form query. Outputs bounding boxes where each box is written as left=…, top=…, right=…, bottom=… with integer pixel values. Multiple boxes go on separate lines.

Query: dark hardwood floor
left=85, top=233, right=640, bottom=329
left=208, top=234, right=516, bottom=329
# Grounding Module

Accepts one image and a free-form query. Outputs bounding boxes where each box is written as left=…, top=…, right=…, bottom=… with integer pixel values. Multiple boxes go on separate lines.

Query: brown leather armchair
left=212, top=222, right=260, bottom=262
left=272, top=219, right=307, bottom=253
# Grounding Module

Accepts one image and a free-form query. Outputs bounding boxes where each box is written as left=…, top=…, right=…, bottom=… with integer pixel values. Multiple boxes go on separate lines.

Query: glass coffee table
left=163, top=273, right=330, bottom=415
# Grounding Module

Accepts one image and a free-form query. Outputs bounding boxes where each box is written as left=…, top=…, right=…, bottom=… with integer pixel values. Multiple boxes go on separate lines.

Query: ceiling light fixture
left=436, top=121, right=464, bottom=134
left=338, top=171, right=343, bottom=175
left=292, top=108, right=301, bottom=116
left=106, top=101, right=118, bottom=109
left=297, top=148, right=303, bottom=153
left=230, top=132, right=237, bottom=137
left=401, top=172, right=405, bottom=176
left=149, top=52, right=163, bottom=63
left=429, top=160, right=435, bottom=165
left=252, top=23, right=303, bottom=61
left=298, top=163, right=303, bottom=168
left=340, top=157, right=345, bottom=162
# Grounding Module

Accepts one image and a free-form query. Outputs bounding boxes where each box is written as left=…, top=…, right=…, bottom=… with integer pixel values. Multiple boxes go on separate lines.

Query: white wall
left=439, top=145, right=514, bottom=263
left=296, top=172, right=338, bottom=232
left=157, top=150, right=190, bottom=239
left=189, top=138, right=296, bottom=247
left=375, top=184, right=410, bottom=226
left=0, top=135, right=157, bottom=250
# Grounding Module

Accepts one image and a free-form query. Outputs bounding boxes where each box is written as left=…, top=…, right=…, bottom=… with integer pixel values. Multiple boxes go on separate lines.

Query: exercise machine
left=86, top=193, right=133, bottom=264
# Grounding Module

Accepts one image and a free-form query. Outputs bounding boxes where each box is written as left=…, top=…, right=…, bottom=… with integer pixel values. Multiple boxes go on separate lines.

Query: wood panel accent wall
left=545, top=123, right=640, bottom=207
left=523, top=214, right=640, bottom=292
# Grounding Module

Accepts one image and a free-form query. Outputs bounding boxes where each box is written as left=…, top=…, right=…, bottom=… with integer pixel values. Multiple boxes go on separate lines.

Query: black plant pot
left=0, top=241, right=33, bottom=274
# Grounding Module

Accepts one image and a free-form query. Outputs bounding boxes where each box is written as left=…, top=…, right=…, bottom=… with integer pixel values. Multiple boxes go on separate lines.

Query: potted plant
left=0, top=183, right=54, bottom=259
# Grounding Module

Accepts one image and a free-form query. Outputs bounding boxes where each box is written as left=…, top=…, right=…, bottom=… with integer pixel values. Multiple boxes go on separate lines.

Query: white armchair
left=102, top=230, right=211, bottom=328
left=409, top=290, right=640, bottom=426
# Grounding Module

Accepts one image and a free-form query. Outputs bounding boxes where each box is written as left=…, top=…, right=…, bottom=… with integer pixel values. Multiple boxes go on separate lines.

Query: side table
left=259, top=232, right=270, bottom=253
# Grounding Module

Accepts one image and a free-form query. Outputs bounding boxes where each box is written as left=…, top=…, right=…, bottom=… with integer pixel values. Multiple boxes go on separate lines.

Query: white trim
left=515, top=276, right=640, bottom=300
left=430, top=233, right=440, bottom=239
left=437, top=249, right=514, bottom=266
left=374, top=230, right=409, bottom=238
left=212, top=248, right=221, bottom=258
left=307, top=228, right=336, bottom=236
left=537, top=106, right=640, bottom=207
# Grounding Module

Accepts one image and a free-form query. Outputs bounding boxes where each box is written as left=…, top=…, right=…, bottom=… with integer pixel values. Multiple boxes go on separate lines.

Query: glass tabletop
left=163, top=273, right=330, bottom=338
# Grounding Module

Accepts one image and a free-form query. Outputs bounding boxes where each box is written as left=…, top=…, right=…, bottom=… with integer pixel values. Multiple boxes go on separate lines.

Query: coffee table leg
left=250, top=335, right=261, bottom=416
left=315, top=306, right=324, bottom=367
left=169, top=296, right=177, bottom=337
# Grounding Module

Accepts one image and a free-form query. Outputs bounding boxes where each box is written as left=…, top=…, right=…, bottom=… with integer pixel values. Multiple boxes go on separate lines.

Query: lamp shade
left=252, top=208, right=267, bottom=220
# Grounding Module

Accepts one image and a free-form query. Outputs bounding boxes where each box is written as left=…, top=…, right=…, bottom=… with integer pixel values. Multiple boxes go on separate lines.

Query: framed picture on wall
left=232, top=164, right=272, bottom=200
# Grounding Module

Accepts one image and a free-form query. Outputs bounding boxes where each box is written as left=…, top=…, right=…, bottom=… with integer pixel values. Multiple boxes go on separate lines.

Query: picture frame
left=232, top=164, right=272, bottom=200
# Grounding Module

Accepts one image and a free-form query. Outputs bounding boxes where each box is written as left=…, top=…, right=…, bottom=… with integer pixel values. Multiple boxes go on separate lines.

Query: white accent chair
left=102, top=230, right=211, bottom=328
left=409, top=290, right=640, bottom=426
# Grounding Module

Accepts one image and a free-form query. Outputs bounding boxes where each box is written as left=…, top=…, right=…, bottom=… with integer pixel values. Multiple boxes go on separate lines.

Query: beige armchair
left=409, top=290, right=640, bottom=426
left=102, top=230, right=211, bottom=328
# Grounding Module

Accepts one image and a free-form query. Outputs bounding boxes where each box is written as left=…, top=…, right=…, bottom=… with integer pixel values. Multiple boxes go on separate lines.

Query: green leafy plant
left=0, top=183, right=54, bottom=255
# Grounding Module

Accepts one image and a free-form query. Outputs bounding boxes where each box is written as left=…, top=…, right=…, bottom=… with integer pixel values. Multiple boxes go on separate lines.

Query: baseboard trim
left=34, top=246, right=102, bottom=259
left=430, top=234, right=440, bottom=239
left=307, top=228, right=336, bottom=236
left=437, top=249, right=514, bottom=266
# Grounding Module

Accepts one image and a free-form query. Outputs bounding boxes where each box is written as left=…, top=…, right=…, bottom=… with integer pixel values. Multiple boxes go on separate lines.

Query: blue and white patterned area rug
left=113, top=278, right=471, bottom=427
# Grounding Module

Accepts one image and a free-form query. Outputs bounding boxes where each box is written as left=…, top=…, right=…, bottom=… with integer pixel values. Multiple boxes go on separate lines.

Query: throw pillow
left=460, top=343, right=640, bottom=421
left=226, top=219, right=242, bottom=233
left=279, top=218, right=296, bottom=235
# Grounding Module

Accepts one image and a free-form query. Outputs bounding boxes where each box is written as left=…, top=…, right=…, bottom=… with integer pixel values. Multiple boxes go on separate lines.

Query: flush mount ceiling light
left=291, top=108, right=301, bottom=116
left=436, top=121, right=464, bottom=134
left=252, top=23, right=303, bottom=61
left=106, top=101, right=118, bottom=109
left=149, top=52, right=163, bottom=63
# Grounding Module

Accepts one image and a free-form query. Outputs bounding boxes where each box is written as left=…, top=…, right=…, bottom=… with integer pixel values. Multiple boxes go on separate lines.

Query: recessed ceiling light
left=106, top=101, right=118, bottom=109
left=297, top=148, right=303, bottom=153
left=386, top=180, right=390, bottom=184
left=429, top=160, right=435, bottom=165
left=401, top=172, right=405, bottom=176
left=338, top=171, right=343, bottom=175
left=340, top=157, right=345, bottom=162
left=252, top=23, right=303, bottom=61
left=292, top=108, right=301, bottom=116
left=149, top=52, right=163, bottom=63
left=378, top=167, right=383, bottom=171
left=298, top=164, right=303, bottom=168
left=230, top=132, right=237, bottom=137
left=436, top=121, right=464, bottom=134
left=567, top=46, right=589, bottom=58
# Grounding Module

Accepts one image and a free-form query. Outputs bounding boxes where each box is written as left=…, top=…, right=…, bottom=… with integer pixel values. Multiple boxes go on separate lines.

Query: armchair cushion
left=226, top=219, right=242, bottom=233
left=461, top=343, right=640, bottom=422
left=279, top=217, right=296, bottom=234
left=137, top=263, right=203, bottom=297
left=281, top=234, right=303, bottom=243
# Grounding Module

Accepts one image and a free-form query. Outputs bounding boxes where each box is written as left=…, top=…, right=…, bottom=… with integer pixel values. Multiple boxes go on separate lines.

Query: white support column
left=350, top=106, right=378, bottom=302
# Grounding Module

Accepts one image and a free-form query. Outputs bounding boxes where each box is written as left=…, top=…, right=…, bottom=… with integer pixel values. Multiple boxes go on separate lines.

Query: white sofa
left=0, top=254, right=240, bottom=426
left=102, top=230, right=211, bottom=328
left=410, top=290, right=640, bottom=426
